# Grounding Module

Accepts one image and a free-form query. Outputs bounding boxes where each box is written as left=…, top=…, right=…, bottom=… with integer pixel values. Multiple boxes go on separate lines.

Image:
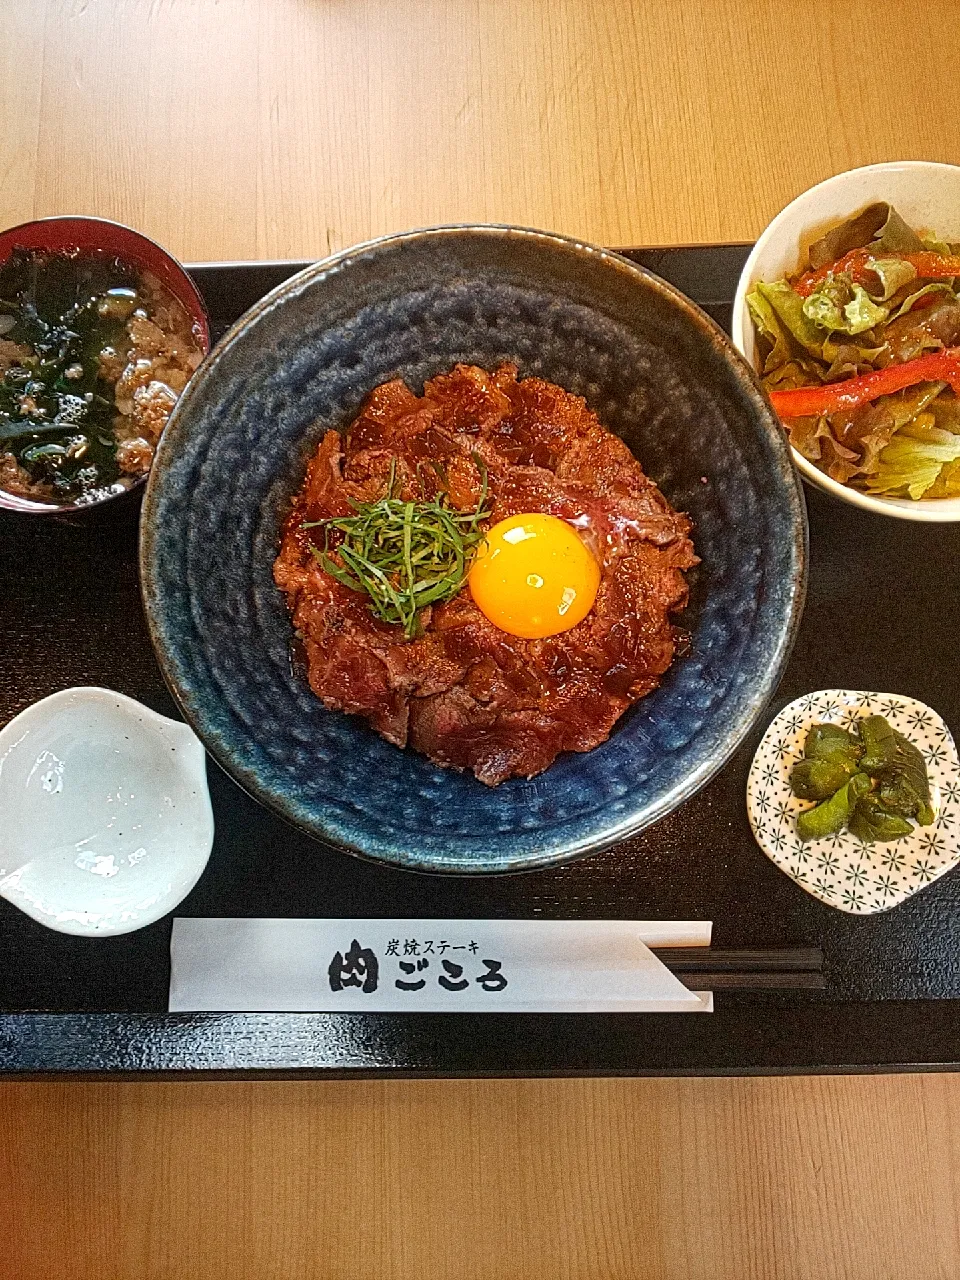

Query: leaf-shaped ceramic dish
left=0, top=687, right=214, bottom=935
left=747, top=689, right=960, bottom=914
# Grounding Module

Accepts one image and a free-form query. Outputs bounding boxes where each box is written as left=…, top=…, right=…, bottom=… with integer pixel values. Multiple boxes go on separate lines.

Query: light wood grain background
left=3, top=0, right=959, bottom=261
left=3, top=0, right=960, bottom=1277
left=5, top=1076, right=960, bottom=1280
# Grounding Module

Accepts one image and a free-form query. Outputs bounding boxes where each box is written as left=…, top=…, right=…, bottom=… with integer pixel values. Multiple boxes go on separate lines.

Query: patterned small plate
left=747, top=690, right=960, bottom=914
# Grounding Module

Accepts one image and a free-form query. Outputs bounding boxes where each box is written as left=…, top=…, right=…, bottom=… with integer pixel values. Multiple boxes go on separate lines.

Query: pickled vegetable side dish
left=791, top=716, right=934, bottom=843
left=748, top=204, right=960, bottom=500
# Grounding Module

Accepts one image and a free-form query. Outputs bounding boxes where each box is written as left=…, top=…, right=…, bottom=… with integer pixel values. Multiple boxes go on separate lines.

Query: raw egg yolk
left=468, top=513, right=601, bottom=639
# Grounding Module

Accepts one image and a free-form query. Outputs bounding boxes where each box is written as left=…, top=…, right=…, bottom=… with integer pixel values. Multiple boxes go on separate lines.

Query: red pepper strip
left=768, top=349, right=960, bottom=419
left=903, top=251, right=960, bottom=279
left=795, top=250, right=960, bottom=297
left=794, top=250, right=873, bottom=297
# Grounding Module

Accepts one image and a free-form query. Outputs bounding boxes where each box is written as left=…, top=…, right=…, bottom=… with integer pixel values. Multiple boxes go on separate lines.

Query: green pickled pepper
left=857, top=715, right=899, bottom=774
left=803, top=723, right=862, bottom=769
left=858, top=714, right=935, bottom=825
left=849, top=794, right=914, bottom=844
left=789, top=715, right=935, bottom=845
left=796, top=772, right=872, bottom=843
left=790, top=757, right=856, bottom=801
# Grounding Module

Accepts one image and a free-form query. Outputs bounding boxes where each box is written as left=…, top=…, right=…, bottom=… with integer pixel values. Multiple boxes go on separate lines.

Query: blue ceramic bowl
left=140, top=226, right=806, bottom=874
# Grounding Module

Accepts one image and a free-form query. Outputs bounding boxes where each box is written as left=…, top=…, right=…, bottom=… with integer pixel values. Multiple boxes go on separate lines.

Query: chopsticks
left=650, top=947, right=826, bottom=991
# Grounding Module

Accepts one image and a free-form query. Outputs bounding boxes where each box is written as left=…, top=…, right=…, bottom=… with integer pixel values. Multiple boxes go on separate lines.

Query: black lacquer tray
left=2, top=245, right=959, bottom=1077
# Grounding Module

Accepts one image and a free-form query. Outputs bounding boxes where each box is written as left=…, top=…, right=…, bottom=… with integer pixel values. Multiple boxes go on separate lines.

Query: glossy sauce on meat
left=274, top=364, right=697, bottom=786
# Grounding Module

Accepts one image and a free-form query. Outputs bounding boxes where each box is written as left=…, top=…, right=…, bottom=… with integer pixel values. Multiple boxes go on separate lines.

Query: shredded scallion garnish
left=304, top=458, right=490, bottom=639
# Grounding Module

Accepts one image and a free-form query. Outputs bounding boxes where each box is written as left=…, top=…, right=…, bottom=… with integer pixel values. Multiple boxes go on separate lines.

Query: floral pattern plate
left=747, top=690, right=960, bottom=914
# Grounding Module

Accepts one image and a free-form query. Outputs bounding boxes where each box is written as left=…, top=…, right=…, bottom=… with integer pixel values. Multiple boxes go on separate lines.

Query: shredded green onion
left=304, top=458, right=490, bottom=639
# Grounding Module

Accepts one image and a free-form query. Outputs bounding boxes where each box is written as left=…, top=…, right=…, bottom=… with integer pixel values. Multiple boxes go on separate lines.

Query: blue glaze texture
left=140, top=227, right=806, bottom=873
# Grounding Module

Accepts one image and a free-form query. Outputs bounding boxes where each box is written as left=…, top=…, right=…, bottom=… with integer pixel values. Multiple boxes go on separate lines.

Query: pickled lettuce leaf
left=921, top=235, right=954, bottom=256
left=790, top=758, right=855, bottom=800
left=840, top=285, right=888, bottom=335
left=746, top=286, right=794, bottom=374
left=925, top=457, right=960, bottom=498
left=802, top=277, right=890, bottom=335
left=808, top=204, right=889, bottom=269
left=857, top=717, right=936, bottom=826
left=871, top=206, right=926, bottom=256
left=747, top=282, right=827, bottom=388
left=882, top=382, right=947, bottom=431
left=807, top=203, right=923, bottom=270
left=930, top=392, right=960, bottom=432
left=865, top=428, right=960, bottom=498
left=893, top=282, right=957, bottom=319
left=751, top=280, right=826, bottom=357
left=858, top=715, right=898, bottom=773
left=862, top=257, right=917, bottom=301
left=820, top=338, right=886, bottom=376
left=787, top=414, right=835, bottom=462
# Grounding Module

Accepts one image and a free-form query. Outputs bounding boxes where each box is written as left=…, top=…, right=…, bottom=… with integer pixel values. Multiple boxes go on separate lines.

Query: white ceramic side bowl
left=732, top=160, right=960, bottom=523
left=0, top=687, right=214, bottom=936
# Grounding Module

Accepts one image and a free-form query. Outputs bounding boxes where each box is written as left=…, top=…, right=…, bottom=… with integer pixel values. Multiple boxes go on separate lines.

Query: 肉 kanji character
left=328, top=940, right=379, bottom=993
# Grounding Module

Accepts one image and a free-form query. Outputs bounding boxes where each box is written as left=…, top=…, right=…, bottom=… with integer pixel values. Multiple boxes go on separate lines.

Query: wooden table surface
left=3, top=1, right=960, bottom=1277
